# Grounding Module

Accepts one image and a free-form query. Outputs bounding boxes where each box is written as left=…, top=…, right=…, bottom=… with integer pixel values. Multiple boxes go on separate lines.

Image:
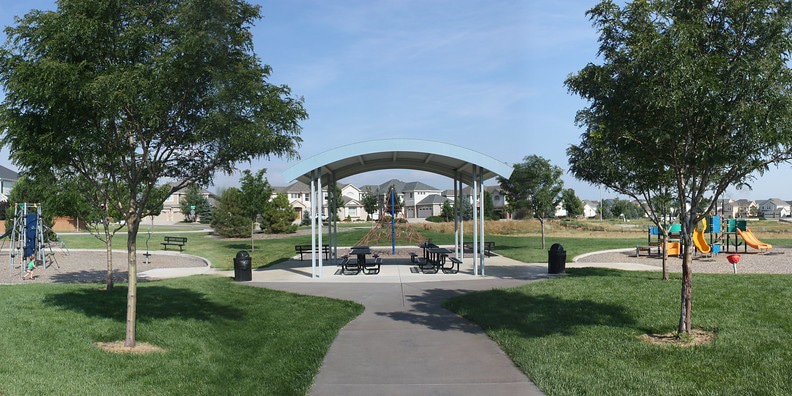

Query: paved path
left=240, top=254, right=548, bottom=396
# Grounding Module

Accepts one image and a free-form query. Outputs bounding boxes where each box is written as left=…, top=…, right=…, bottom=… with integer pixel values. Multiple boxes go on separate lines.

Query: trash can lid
left=236, top=250, right=250, bottom=258
left=549, top=243, right=564, bottom=252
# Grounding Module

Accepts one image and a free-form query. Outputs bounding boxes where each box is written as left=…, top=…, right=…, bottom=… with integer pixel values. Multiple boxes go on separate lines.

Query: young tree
left=0, top=0, right=306, bottom=347
left=561, top=188, right=585, bottom=218
left=179, top=184, right=211, bottom=223
left=263, top=193, right=298, bottom=233
left=441, top=200, right=454, bottom=222
left=240, top=169, right=272, bottom=251
left=566, top=0, right=792, bottom=334
left=361, top=189, right=379, bottom=221
left=498, top=155, right=564, bottom=249
left=211, top=188, right=252, bottom=238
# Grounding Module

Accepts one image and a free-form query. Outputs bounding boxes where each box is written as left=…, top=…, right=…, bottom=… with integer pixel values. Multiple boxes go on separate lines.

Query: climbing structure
left=355, top=187, right=426, bottom=250
left=5, top=203, right=66, bottom=275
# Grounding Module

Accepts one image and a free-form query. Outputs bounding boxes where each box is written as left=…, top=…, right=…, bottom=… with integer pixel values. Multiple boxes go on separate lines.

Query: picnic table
left=425, top=247, right=452, bottom=274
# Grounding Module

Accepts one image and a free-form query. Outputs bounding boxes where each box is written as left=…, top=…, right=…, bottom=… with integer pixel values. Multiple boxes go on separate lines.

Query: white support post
left=453, top=174, right=459, bottom=258
left=317, top=176, right=324, bottom=278
left=479, top=168, right=485, bottom=276
left=472, top=166, right=479, bottom=276
left=310, top=173, right=317, bottom=278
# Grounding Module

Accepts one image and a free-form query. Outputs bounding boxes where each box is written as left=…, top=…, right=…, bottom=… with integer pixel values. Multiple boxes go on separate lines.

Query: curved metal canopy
left=283, top=138, right=513, bottom=185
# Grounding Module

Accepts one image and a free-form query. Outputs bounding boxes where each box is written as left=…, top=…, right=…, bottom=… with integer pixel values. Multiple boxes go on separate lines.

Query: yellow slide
left=737, top=228, right=773, bottom=251
left=692, top=218, right=711, bottom=254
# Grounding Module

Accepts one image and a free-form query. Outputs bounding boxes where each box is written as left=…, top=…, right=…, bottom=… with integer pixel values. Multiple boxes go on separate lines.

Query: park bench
left=463, top=241, right=495, bottom=256
left=161, top=236, right=188, bottom=252
left=295, top=244, right=330, bottom=260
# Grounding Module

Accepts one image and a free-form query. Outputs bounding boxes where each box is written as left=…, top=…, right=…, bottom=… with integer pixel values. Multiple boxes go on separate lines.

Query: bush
left=425, top=216, right=445, bottom=223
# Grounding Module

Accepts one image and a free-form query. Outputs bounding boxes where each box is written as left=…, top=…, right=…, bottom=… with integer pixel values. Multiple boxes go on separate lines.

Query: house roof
left=282, top=139, right=513, bottom=187
left=417, top=195, right=449, bottom=206
left=761, top=198, right=791, bottom=207
left=0, top=165, right=18, bottom=181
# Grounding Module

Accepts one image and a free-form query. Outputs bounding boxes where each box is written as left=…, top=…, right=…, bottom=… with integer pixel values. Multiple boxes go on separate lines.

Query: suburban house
left=758, top=198, right=791, bottom=218
left=582, top=200, right=600, bottom=218
left=723, top=199, right=759, bottom=218
left=274, top=181, right=369, bottom=222
left=0, top=165, right=18, bottom=201
left=154, top=184, right=216, bottom=224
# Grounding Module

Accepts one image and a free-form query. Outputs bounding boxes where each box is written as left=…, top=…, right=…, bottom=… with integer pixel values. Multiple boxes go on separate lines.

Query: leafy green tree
left=498, top=155, right=564, bottom=249
left=326, top=185, right=345, bottom=223
left=361, top=189, right=379, bottom=221
left=211, top=188, right=252, bottom=238
left=263, top=193, right=298, bottom=233
left=0, top=0, right=306, bottom=347
left=441, top=200, right=454, bottom=221
left=301, top=210, right=312, bottom=226
left=610, top=198, right=641, bottom=220
left=566, top=0, right=792, bottom=334
left=483, top=190, right=495, bottom=220
left=179, top=184, right=211, bottom=223
left=240, top=169, right=272, bottom=251
left=561, top=189, right=584, bottom=218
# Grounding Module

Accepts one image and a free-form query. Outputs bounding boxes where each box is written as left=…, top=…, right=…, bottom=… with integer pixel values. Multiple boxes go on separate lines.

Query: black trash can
left=548, top=243, right=566, bottom=274
left=234, top=250, right=252, bottom=281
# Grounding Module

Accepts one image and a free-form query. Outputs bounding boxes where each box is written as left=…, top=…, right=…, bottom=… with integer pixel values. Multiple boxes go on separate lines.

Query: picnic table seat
left=362, top=254, right=381, bottom=275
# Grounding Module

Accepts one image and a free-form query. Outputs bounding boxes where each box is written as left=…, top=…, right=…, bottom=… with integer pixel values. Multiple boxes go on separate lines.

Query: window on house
left=349, top=207, right=357, bottom=216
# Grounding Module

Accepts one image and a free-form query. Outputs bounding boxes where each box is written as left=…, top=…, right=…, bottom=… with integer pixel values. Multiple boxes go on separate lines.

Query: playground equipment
left=737, top=228, right=772, bottom=252
left=640, top=224, right=681, bottom=257
left=727, top=254, right=740, bottom=273
left=692, top=218, right=712, bottom=255
left=4, top=203, right=67, bottom=276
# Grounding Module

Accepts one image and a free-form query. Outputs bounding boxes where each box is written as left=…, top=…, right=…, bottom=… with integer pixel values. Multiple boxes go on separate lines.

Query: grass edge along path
left=445, top=268, right=792, bottom=395
left=0, top=276, right=363, bottom=395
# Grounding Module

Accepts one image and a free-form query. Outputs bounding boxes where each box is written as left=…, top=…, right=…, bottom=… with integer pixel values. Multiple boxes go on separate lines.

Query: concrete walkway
left=236, top=254, right=549, bottom=396
left=148, top=251, right=656, bottom=395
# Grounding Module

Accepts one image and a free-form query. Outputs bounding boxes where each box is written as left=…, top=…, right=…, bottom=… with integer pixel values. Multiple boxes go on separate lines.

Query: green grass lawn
left=0, top=276, right=363, bottom=395
left=445, top=268, right=792, bottom=395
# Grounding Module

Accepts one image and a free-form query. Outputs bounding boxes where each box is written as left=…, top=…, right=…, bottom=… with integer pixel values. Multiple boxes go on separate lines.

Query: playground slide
left=693, top=227, right=711, bottom=254
left=737, top=228, right=773, bottom=251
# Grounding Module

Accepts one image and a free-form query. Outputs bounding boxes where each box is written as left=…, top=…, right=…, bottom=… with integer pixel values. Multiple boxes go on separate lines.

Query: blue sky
left=1, top=0, right=790, bottom=201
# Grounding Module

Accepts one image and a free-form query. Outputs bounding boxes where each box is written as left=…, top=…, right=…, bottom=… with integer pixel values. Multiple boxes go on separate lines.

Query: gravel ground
left=576, top=246, right=792, bottom=274
left=0, top=250, right=208, bottom=285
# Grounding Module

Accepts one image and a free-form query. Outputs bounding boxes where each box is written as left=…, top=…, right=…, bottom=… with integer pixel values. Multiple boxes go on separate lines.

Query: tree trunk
left=105, top=232, right=114, bottom=291
left=124, top=212, right=141, bottom=348
left=250, top=221, right=255, bottom=252
left=540, top=218, right=546, bottom=249
left=678, top=237, right=693, bottom=334
left=661, top=231, right=669, bottom=281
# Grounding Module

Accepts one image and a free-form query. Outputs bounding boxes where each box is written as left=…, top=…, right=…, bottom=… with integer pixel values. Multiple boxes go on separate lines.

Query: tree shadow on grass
left=445, top=290, right=636, bottom=339
left=43, top=284, right=244, bottom=323
left=376, top=268, right=637, bottom=338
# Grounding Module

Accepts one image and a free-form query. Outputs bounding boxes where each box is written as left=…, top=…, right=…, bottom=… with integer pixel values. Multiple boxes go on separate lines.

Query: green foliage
left=609, top=198, right=641, bottom=220
left=425, top=215, right=445, bottom=223
left=440, top=200, right=454, bottom=221
left=561, top=188, right=584, bottom=218
left=240, top=169, right=272, bottom=230
left=498, top=155, right=564, bottom=221
left=361, top=189, right=380, bottom=217
left=211, top=188, right=252, bottom=238
left=179, top=184, right=212, bottom=223
left=263, top=193, right=298, bottom=234
left=566, top=0, right=792, bottom=332
left=301, top=210, right=311, bottom=226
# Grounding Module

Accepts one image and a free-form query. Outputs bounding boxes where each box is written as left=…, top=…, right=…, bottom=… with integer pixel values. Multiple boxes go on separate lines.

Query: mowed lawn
left=445, top=268, right=792, bottom=395
left=25, top=222, right=792, bottom=394
left=0, top=276, right=362, bottom=395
